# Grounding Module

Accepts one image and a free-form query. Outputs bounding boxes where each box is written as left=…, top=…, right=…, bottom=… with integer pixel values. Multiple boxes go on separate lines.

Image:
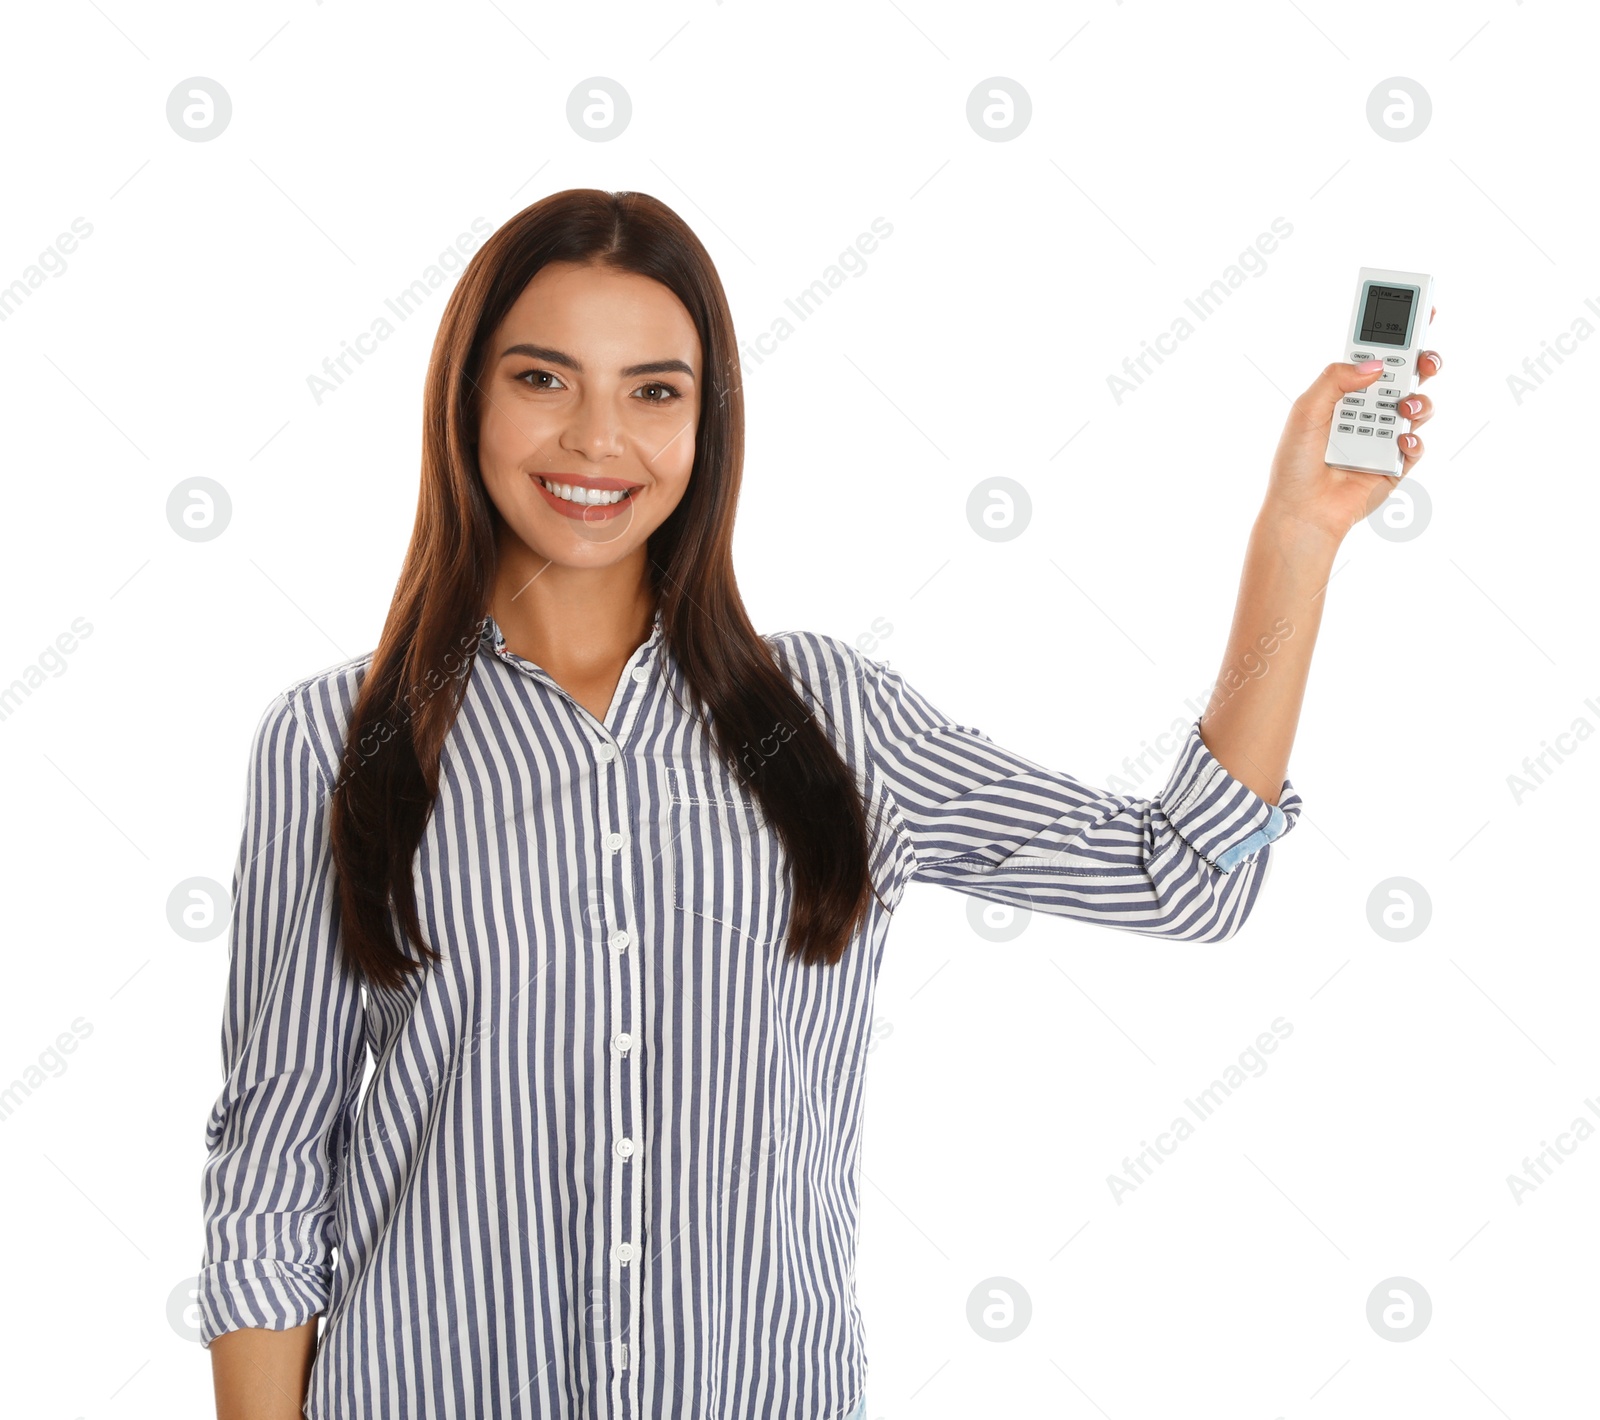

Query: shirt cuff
left=196, top=1258, right=330, bottom=1348
left=1214, top=802, right=1287, bottom=872
left=1160, top=717, right=1302, bottom=874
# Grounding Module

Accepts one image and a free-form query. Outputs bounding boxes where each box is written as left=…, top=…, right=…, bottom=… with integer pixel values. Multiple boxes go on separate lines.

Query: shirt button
left=631, top=665, right=649, bottom=683
left=615, top=1137, right=635, bottom=1160
left=605, top=832, right=625, bottom=852
left=596, top=742, right=615, bottom=762
left=610, top=929, right=630, bottom=953
left=613, top=1032, right=632, bottom=1053
left=616, top=1241, right=636, bottom=1265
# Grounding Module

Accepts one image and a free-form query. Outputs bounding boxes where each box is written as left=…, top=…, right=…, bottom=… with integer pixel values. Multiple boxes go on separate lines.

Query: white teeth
left=539, top=476, right=633, bottom=506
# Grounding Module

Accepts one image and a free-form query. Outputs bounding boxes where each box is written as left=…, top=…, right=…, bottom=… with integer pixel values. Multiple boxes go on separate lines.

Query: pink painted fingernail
left=1356, top=359, right=1384, bottom=372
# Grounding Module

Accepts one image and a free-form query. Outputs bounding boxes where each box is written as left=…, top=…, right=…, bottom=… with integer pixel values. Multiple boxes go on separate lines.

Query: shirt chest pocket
left=661, top=760, right=792, bottom=949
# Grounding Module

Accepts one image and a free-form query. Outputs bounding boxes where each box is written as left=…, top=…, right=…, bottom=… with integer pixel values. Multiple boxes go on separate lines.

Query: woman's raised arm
left=1200, top=340, right=1442, bottom=802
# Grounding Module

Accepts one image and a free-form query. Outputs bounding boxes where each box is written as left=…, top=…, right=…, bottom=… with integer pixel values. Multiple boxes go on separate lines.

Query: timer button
left=1378, top=414, right=1397, bottom=424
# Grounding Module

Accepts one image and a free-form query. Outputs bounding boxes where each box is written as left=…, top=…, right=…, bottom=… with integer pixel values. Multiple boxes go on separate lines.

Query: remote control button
left=1378, top=414, right=1396, bottom=424
left=1357, top=427, right=1374, bottom=436
left=1336, top=422, right=1356, bottom=433
left=1384, top=356, right=1405, bottom=365
left=1358, top=412, right=1377, bottom=422
left=1378, top=386, right=1401, bottom=396
left=1352, top=351, right=1376, bottom=361
left=1376, top=400, right=1397, bottom=410
left=1342, top=396, right=1365, bottom=406
left=1377, top=429, right=1394, bottom=439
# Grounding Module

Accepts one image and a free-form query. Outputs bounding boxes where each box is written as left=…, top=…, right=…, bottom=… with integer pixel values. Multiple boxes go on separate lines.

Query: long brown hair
left=328, top=189, right=880, bottom=990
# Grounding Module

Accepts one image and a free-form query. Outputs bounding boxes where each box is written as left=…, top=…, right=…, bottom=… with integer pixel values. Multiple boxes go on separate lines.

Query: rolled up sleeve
left=198, top=692, right=368, bottom=1347
left=853, top=649, right=1302, bottom=942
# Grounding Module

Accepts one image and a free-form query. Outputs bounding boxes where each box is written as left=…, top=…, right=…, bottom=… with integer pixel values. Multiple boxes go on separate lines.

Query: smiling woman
left=202, top=190, right=894, bottom=1420
left=199, top=188, right=1442, bottom=1420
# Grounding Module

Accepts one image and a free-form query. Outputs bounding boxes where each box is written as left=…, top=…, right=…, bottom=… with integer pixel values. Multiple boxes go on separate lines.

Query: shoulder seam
left=274, top=687, right=336, bottom=795
left=273, top=653, right=373, bottom=794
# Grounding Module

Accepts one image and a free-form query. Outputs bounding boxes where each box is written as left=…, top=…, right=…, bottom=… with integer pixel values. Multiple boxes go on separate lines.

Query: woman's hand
left=1260, top=307, right=1441, bottom=552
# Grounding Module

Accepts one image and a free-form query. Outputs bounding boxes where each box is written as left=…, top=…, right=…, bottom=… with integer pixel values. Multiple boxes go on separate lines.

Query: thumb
left=1290, top=359, right=1385, bottom=437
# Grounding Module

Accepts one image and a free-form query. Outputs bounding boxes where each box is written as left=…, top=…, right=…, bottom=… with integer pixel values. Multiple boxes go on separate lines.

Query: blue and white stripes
left=199, top=614, right=1299, bottom=1418
left=853, top=645, right=1300, bottom=939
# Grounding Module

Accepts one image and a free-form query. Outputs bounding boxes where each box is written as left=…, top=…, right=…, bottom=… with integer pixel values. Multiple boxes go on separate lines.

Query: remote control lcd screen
left=1358, top=284, right=1415, bottom=346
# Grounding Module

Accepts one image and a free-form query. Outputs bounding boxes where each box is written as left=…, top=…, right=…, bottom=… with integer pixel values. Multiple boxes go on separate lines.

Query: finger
left=1397, top=429, right=1424, bottom=473
left=1295, top=359, right=1389, bottom=435
left=1429, top=306, right=1436, bottom=324
left=1397, top=392, right=1432, bottom=429
left=1415, top=349, right=1442, bottom=384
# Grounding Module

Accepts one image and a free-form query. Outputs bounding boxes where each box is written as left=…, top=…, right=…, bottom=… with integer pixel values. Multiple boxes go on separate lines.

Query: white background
left=2, top=1, right=1596, bottom=1416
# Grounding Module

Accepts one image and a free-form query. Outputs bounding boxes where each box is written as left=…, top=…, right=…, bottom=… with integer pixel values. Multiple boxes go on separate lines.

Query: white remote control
left=1324, top=267, right=1434, bottom=477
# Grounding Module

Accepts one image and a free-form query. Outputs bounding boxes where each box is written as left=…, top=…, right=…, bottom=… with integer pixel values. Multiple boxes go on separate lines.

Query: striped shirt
left=198, top=610, right=1300, bottom=1418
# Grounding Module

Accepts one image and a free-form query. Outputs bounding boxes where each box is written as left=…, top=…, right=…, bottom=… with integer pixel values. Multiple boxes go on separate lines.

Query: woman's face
left=476, top=260, right=702, bottom=564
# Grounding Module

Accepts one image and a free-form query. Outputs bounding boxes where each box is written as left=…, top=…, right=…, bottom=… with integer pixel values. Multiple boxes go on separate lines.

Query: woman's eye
left=515, top=370, right=681, bottom=403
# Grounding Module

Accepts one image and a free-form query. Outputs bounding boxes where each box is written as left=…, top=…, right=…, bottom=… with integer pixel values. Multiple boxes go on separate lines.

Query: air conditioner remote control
left=1324, top=267, right=1434, bottom=477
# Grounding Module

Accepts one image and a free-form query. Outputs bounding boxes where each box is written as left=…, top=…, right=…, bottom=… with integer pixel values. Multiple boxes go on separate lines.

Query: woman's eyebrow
left=499, top=342, right=695, bottom=379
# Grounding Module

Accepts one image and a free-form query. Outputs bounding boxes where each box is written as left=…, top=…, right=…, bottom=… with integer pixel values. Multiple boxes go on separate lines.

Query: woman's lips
left=530, top=473, right=641, bottom=522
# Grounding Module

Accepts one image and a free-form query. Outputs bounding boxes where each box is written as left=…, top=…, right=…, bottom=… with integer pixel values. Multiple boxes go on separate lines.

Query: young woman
left=198, top=190, right=1439, bottom=1419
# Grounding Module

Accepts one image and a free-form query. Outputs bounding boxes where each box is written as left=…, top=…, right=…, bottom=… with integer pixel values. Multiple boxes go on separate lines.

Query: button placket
left=598, top=733, right=644, bottom=1416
